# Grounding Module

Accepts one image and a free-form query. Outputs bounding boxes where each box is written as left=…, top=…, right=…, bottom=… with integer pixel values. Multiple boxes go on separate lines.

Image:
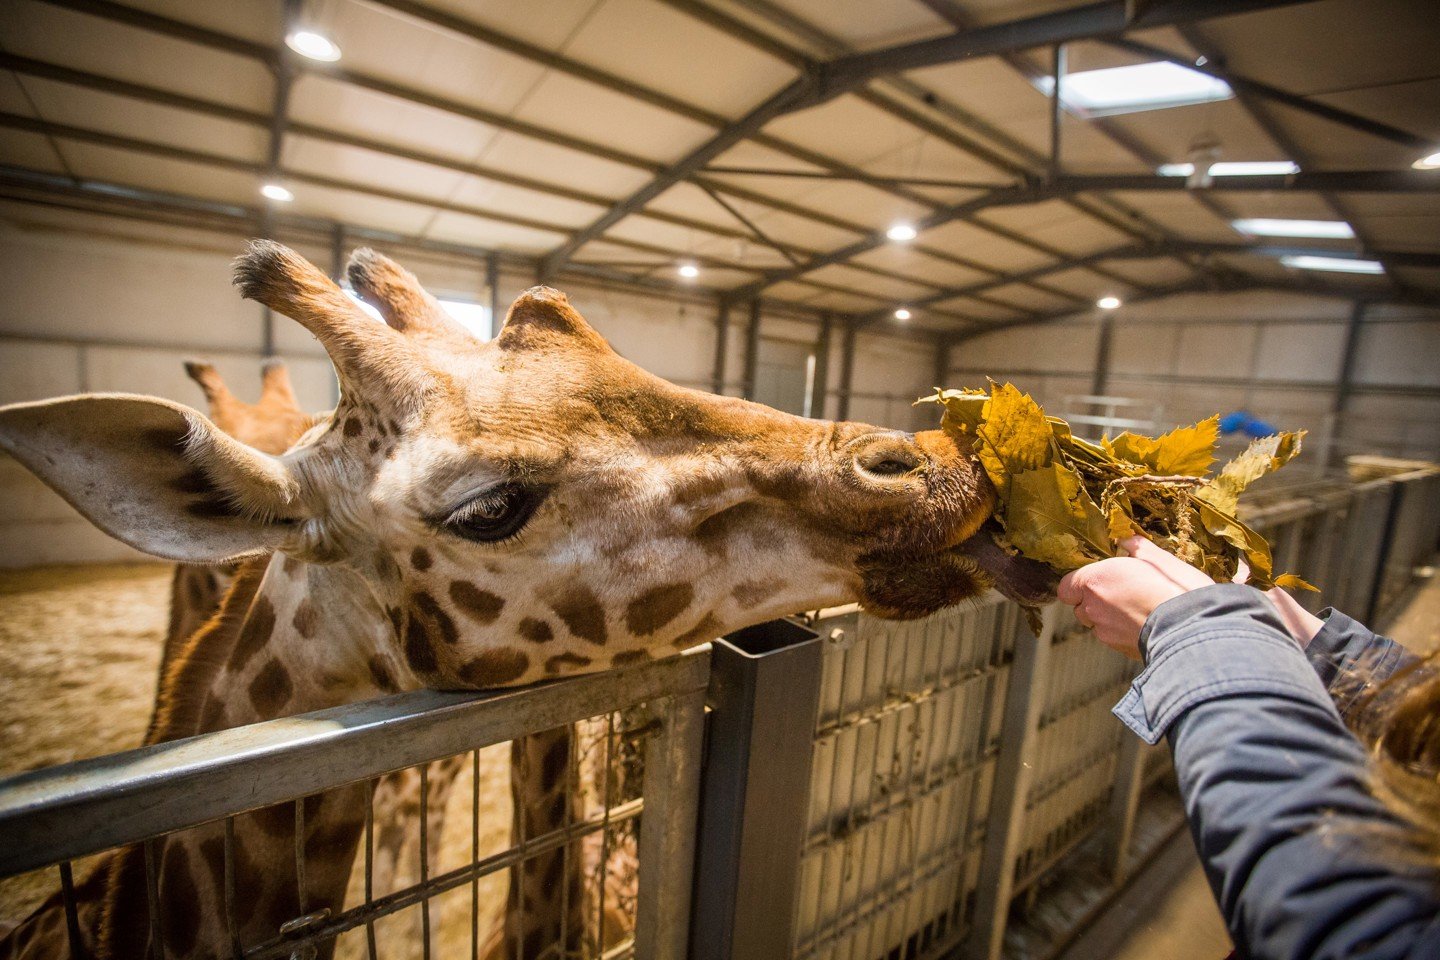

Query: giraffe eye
left=442, top=484, right=546, bottom=543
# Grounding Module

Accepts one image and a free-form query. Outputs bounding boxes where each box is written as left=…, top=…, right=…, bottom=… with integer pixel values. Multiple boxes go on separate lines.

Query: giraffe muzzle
left=846, top=431, right=926, bottom=487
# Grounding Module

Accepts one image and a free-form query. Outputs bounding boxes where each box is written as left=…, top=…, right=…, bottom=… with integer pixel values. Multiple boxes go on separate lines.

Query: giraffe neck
left=99, top=554, right=403, bottom=957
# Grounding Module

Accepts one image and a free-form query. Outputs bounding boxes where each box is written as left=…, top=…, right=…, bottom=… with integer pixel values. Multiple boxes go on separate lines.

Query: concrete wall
left=945, top=289, right=1440, bottom=466
left=0, top=201, right=939, bottom=567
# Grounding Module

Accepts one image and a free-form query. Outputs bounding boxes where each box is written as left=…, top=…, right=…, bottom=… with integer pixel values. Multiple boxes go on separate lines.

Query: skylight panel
left=1233, top=219, right=1355, bottom=239
left=1036, top=61, right=1232, bottom=117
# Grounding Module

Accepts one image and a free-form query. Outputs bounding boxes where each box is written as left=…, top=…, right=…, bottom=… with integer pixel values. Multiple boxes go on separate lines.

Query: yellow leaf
left=1108, top=416, right=1220, bottom=477
left=975, top=383, right=1053, bottom=501
left=1198, top=431, right=1306, bottom=515
left=1003, top=462, right=1112, bottom=571
left=1274, top=573, right=1319, bottom=592
left=1196, top=501, right=1274, bottom=585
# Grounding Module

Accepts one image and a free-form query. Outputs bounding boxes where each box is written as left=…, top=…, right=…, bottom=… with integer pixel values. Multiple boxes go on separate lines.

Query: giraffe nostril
left=851, top=433, right=923, bottom=482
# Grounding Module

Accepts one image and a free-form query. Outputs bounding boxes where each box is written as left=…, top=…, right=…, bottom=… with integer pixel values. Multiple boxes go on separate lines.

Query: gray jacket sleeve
left=1305, top=606, right=1418, bottom=718
left=1112, top=584, right=1440, bottom=960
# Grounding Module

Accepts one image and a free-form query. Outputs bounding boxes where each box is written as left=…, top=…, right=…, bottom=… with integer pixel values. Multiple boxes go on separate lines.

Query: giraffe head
left=0, top=242, right=1053, bottom=687
left=182, top=357, right=316, bottom=456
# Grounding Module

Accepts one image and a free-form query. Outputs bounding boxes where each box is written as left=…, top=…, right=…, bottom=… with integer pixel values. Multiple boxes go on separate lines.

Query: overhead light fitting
left=886, top=222, right=918, bottom=242
left=677, top=262, right=700, bottom=279
left=1096, top=296, right=1121, bottom=310
left=286, top=29, right=342, bottom=62
left=894, top=308, right=912, bottom=321
left=1413, top=150, right=1440, bottom=171
left=1280, top=255, right=1385, bottom=275
left=1033, top=61, right=1231, bottom=117
left=260, top=183, right=294, bottom=202
left=1158, top=161, right=1300, bottom=178
left=1232, top=218, right=1355, bottom=239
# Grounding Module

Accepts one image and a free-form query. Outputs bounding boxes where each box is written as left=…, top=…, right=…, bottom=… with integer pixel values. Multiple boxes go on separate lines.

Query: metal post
left=811, top=313, right=831, bottom=418
left=485, top=252, right=500, bottom=333
left=742, top=299, right=761, bottom=401
left=933, top=337, right=950, bottom=390
left=329, top=222, right=346, bottom=282
left=1332, top=301, right=1366, bottom=463
left=837, top=320, right=857, bottom=421
left=690, top=619, right=823, bottom=960
left=635, top=688, right=707, bottom=960
left=1098, top=732, right=1147, bottom=880
left=712, top=300, right=731, bottom=395
left=1049, top=43, right=1066, bottom=182
left=962, top=604, right=1059, bottom=960
left=1091, top=308, right=1115, bottom=396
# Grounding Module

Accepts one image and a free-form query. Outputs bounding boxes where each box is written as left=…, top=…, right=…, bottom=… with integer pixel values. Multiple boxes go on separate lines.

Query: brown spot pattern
left=368, top=655, right=398, bottom=692
left=549, top=586, right=608, bottom=646
left=458, top=648, right=530, bottom=686
left=227, top=595, right=276, bottom=672
left=450, top=582, right=505, bottom=624
left=410, top=591, right=458, bottom=645
left=544, top=652, right=592, bottom=674
left=248, top=658, right=293, bottom=715
left=732, top=578, right=783, bottom=607
left=518, top=617, right=553, bottom=644
left=291, top=598, right=318, bottom=638
left=343, top=416, right=363, bottom=437
left=404, top=616, right=438, bottom=673
left=410, top=546, right=432, bottom=571
left=625, top=583, right=694, bottom=637
left=160, top=844, right=201, bottom=956
left=612, top=650, right=651, bottom=668
left=671, top=613, right=722, bottom=649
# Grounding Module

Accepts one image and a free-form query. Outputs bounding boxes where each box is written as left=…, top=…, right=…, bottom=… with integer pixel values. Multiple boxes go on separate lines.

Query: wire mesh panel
left=792, top=596, right=1020, bottom=960
left=0, top=654, right=708, bottom=960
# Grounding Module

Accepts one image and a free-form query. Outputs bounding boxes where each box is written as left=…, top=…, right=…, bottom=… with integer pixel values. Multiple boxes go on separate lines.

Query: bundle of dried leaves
left=920, top=383, right=1313, bottom=591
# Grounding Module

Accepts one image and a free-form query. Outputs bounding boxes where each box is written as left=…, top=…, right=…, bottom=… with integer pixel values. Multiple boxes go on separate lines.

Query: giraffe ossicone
left=0, top=242, right=1056, bottom=958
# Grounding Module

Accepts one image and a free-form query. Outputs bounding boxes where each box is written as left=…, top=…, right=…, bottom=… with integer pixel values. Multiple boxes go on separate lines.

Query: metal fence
left=2, top=461, right=1437, bottom=960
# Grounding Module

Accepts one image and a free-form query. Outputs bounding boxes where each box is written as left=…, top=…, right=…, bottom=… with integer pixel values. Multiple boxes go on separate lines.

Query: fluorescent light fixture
left=1233, top=218, right=1355, bottom=239
left=677, top=262, right=700, bottom=279
left=1158, top=161, right=1299, bottom=177
left=1096, top=296, right=1121, bottom=310
left=1035, top=61, right=1231, bottom=117
left=1414, top=150, right=1440, bottom=170
left=1280, top=255, right=1384, bottom=275
left=286, top=29, right=342, bottom=62
left=894, top=308, right=912, bottom=321
left=886, top=222, right=917, bottom=242
left=260, top=183, right=293, bottom=202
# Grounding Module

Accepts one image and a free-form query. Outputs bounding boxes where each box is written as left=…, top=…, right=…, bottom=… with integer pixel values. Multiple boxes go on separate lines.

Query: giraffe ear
left=496, top=286, right=610, bottom=352
left=0, top=394, right=305, bottom=563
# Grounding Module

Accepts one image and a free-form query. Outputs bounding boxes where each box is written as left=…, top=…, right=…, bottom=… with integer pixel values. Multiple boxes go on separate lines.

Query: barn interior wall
left=0, top=202, right=939, bottom=567
left=945, top=289, right=1440, bottom=467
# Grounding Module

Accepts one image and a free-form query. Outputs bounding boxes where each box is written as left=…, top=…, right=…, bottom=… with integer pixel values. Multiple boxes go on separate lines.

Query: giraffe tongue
left=953, top=522, right=1057, bottom=607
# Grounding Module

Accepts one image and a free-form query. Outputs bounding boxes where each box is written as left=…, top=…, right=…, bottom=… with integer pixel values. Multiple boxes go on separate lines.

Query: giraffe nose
left=847, top=431, right=924, bottom=484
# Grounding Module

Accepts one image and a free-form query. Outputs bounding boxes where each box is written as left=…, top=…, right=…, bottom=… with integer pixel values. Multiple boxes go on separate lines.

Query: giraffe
left=0, top=241, right=1056, bottom=959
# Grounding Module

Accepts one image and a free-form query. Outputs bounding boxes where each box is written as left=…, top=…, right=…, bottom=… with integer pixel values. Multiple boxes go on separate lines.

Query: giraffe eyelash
left=436, top=484, right=548, bottom=545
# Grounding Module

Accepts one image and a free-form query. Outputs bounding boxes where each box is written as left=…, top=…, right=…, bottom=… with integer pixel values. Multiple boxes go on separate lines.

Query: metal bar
left=143, top=839, right=163, bottom=960
left=363, top=783, right=378, bottom=960
left=634, top=691, right=707, bottom=960
left=58, top=861, right=83, bottom=959
left=1097, top=730, right=1147, bottom=880
left=294, top=798, right=308, bottom=914
left=1334, top=301, right=1367, bottom=418
left=962, top=605, right=1059, bottom=960
left=697, top=183, right=803, bottom=268
left=742, top=300, right=761, bottom=401
left=811, top=315, right=832, bottom=419
left=0, top=653, right=710, bottom=878
left=419, top=764, right=432, bottom=960
left=836, top=322, right=856, bottom=421
left=469, top=752, right=479, bottom=960
left=1048, top=44, right=1065, bottom=183
left=691, top=620, right=823, bottom=960
left=1091, top=308, right=1115, bottom=396
left=711, top=301, right=731, bottom=395
left=699, top=166, right=1008, bottom=190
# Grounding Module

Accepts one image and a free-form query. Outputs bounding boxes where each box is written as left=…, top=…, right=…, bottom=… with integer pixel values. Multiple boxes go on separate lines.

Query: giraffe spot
left=404, top=616, right=438, bottom=674
left=343, top=416, right=363, bottom=437
left=248, top=658, right=293, bottom=715
left=458, top=648, right=529, bottom=687
left=291, top=599, right=318, bottom=639
left=612, top=650, right=651, bottom=668
left=624, top=583, right=694, bottom=637
left=410, top=591, right=458, bottom=645
left=368, top=654, right=398, bottom=693
left=227, top=595, right=276, bottom=673
left=450, top=582, right=504, bottom=624
left=198, top=695, right=228, bottom=732
left=160, top=844, right=201, bottom=956
left=544, top=652, right=592, bottom=675
left=549, top=587, right=608, bottom=646
left=410, top=546, right=433, bottom=571
left=671, top=613, right=722, bottom=650
left=524, top=930, right=547, bottom=960
left=541, top=734, right=570, bottom=791
left=518, top=617, right=553, bottom=643
left=368, top=438, right=381, bottom=453
left=732, top=578, right=783, bottom=607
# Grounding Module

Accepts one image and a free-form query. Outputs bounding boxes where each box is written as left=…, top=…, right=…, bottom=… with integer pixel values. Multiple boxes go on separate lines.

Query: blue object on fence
left=1219, top=411, right=1279, bottom=439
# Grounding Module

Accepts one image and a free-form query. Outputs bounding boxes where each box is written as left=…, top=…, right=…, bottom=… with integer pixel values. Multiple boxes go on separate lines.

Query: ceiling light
left=1280, top=255, right=1384, bottom=275
left=677, top=262, right=700, bottom=279
left=1096, top=296, right=1121, bottom=310
left=1158, top=161, right=1299, bottom=177
left=1232, top=218, right=1355, bottom=239
left=260, top=183, right=294, bottom=202
left=886, top=222, right=917, bottom=242
left=1413, top=151, right=1440, bottom=170
left=1034, top=61, right=1231, bottom=117
left=286, top=29, right=342, bottom=62
left=894, top=308, right=912, bottom=321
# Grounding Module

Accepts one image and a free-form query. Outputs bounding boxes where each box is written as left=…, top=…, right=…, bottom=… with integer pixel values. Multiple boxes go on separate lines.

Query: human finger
left=1057, top=568, right=1088, bottom=606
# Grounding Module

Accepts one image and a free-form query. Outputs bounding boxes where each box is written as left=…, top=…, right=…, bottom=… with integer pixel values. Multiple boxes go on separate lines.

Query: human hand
left=1232, top=560, right=1325, bottom=648
left=1056, top=536, right=1213, bottom=660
